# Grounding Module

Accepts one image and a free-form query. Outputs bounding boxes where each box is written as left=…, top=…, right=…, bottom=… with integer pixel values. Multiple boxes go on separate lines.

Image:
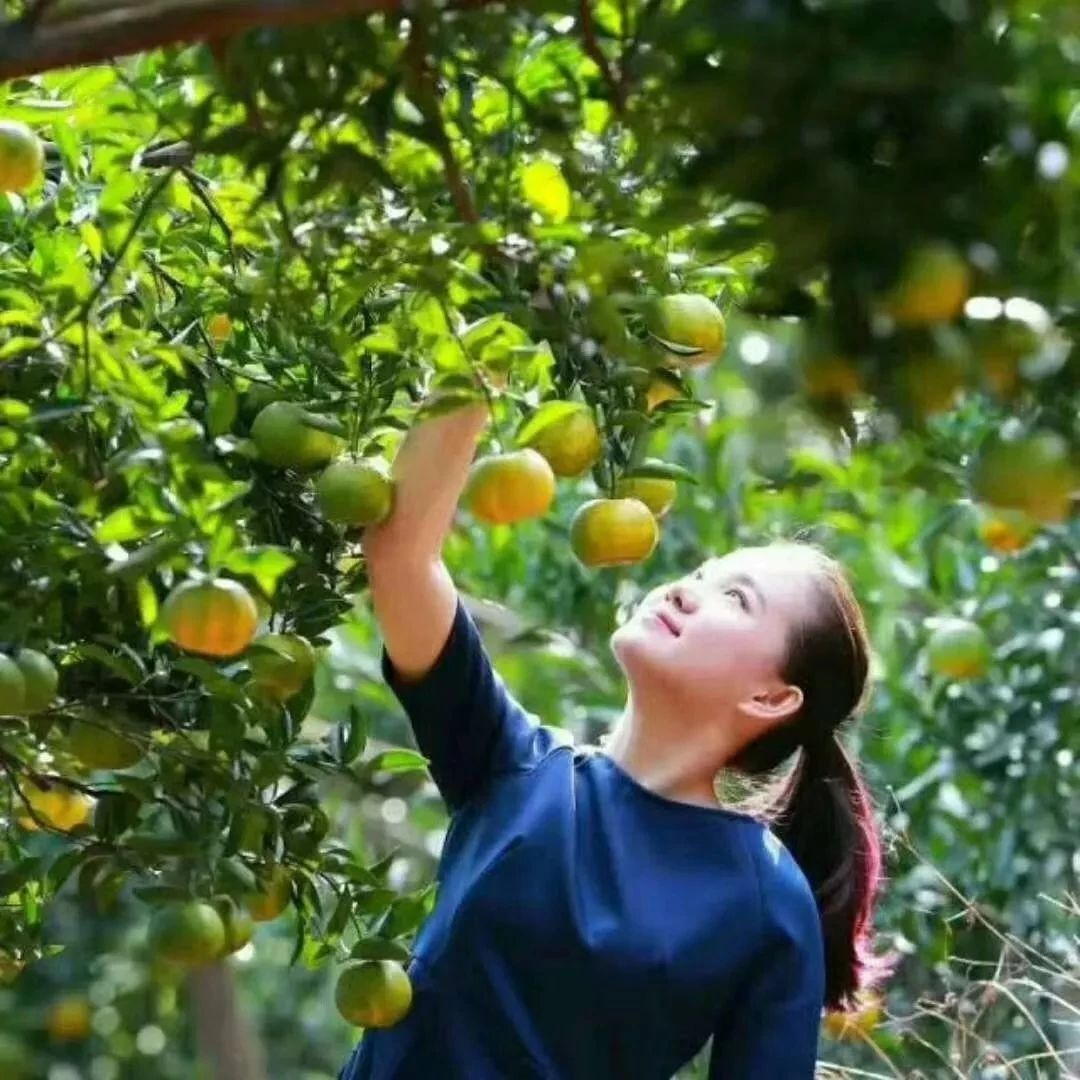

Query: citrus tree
left=0, top=0, right=1077, bottom=1075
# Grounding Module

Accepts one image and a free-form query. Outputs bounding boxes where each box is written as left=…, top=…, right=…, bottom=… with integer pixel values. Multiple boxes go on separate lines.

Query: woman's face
left=610, top=546, right=816, bottom=726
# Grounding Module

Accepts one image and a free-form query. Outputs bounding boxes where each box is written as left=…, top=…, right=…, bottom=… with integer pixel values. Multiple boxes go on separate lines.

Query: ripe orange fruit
left=970, top=317, right=1041, bottom=398
left=46, top=996, right=92, bottom=1042
left=207, top=313, right=233, bottom=344
left=18, top=781, right=92, bottom=832
left=884, top=243, right=971, bottom=326
left=0, top=655, right=27, bottom=717
left=649, top=294, right=726, bottom=367
left=976, top=507, right=1038, bottom=554
left=464, top=449, right=556, bottom=525
left=148, top=902, right=227, bottom=967
left=251, top=402, right=344, bottom=470
left=335, top=960, right=413, bottom=1028
left=822, top=992, right=884, bottom=1041
left=521, top=407, right=602, bottom=478
left=248, top=633, right=316, bottom=701
left=570, top=498, right=659, bottom=568
left=0, top=121, right=44, bottom=193
left=67, top=714, right=144, bottom=771
left=245, top=865, right=291, bottom=923
left=161, top=577, right=259, bottom=658
left=613, top=476, right=677, bottom=519
left=972, top=430, right=1076, bottom=524
left=211, top=897, right=255, bottom=956
left=14, top=649, right=58, bottom=714
left=316, top=457, right=395, bottom=526
left=644, top=371, right=683, bottom=413
left=926, top=619, right=990, bottom=679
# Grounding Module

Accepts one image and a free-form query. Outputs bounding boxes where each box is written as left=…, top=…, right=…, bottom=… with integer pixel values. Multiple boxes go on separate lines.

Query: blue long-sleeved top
left=340, top=597, right=824, bottom=1079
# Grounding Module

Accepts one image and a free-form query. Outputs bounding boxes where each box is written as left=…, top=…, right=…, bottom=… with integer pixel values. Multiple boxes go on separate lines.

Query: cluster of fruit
left=462, top=293, right=726, bottom=568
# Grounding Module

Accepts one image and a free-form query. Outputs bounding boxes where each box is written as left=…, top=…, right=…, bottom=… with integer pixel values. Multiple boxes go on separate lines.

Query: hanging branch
left=0, top=0, right=401, bottom=81
left=578, top=0, right=626, bottom=117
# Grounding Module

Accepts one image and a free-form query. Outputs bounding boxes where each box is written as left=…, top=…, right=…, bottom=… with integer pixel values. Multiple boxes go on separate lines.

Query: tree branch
left=578, top=0, right=626, bottom=117
left=0, top=0, right=402, bottom=81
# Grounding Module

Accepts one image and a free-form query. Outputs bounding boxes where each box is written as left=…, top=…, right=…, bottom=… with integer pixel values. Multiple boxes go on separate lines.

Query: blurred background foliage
left=0, top=0, right=1077, bottom=1076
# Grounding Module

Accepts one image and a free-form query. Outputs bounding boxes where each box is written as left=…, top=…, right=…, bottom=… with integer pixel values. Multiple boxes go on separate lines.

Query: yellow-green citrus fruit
left=18, top=782, right=92, bottom=832
left=46, top=996, right=92, bottom=1042
left=0, top=655, right=27, bottom=716
left=208, top=313, right=233, bottom=344
left=801, top=354, right=862, bottom=402
left=251, top=402, right=343, bottom=470
left=0, top=121, right=44, bottom=193
left=893, top=351, right=967, bottom=419
left=649, top=294, right=727, bottom=366
left=316, top=457, right=395, bottom=526
left=613, top=476, right=677, bottom=519
left=14, top=649, right=58, bottom=714
left=570, top=498, right=659, bottom=568
left=522, top=408, right=602, bottom=478
left=248, top=633, right=317, bottom=701
left=926, top=619, right=990, bottom=679
left=161, top=578, right=259, bottom=658
left=212, top=897, right=255, bottom=956
left=148, top=903, right=227, bottom=967
left=464, top=450, right=556, bottom=525
left=885, top=243, right=971, bottom=326
left=972, top=430, right=1076, bottom=524
left=644, top=371, right=683, bottom=413
left=245, top=865, right=292, bottom=923
left=67, top=715, right=144, bottom=771
left=971, top=317, right=1042, bottom=398
left=976, top=507, right=1039, bottom=554
left=335, top=960, right=413, bottom=1028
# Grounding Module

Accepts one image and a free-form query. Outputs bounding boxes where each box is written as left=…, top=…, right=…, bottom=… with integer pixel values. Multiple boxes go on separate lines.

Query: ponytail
left=727, top=542, right=899, bottom=1013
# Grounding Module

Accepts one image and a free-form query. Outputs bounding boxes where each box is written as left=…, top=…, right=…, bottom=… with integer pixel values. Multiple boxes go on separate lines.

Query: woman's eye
left=726, top=588, right=748, bottom=610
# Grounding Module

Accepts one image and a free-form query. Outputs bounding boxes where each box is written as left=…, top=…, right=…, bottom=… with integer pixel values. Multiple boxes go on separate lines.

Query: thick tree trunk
left=188, top=961, right=268, bottom=1080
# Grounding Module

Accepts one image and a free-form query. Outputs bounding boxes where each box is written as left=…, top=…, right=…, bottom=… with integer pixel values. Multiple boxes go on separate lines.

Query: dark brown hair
left=728, top=540, right=898, bottom=1014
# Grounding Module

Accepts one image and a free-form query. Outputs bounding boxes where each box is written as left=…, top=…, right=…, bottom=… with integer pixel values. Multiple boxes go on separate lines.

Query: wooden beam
left=0, top=0, right=401, bottom=81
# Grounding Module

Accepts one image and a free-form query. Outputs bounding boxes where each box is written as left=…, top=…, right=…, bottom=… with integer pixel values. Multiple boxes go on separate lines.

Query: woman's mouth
left=648, top=610, right=681, bottom=637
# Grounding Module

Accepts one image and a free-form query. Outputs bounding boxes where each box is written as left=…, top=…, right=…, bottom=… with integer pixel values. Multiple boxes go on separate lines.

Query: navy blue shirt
left=341, top=597, right=824, bottom=1079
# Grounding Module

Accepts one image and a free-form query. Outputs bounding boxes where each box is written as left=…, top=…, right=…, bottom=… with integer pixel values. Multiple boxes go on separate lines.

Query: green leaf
left=72, top=642, right=144, bottom=686
left=349, top=937, right=412, bottom=962
left=221, top=547, right=296, bottom=597
left=621, top=459, right=699, bottom=485
left=207, top=377, right=238, bottom=437
left=521, top=160, right=571, bottom=222
left=515, top=400, right=587, bottom=447
left=366, top=749, right=429, bottom=775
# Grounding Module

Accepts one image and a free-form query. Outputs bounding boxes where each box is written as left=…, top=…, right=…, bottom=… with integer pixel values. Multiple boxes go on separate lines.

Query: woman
left=341, top=399, right=896, bottom=1079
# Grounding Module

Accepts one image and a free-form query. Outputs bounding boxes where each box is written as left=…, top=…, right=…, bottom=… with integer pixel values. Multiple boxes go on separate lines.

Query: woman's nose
left=666, top=582, right=694, bottom=612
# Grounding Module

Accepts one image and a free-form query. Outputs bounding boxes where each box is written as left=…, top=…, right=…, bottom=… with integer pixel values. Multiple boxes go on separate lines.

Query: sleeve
left=708, top=848, right=825, bottom=1079
left=380, top=595, right=566, bottom=814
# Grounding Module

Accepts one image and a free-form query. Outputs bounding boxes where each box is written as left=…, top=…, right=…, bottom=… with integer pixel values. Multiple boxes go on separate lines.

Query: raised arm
left=360, top=399, right=490, bottom=680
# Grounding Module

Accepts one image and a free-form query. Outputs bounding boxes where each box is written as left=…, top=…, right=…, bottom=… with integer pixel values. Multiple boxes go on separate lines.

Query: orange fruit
left=0, top=655, right=27, bottom=717
left=248, top=633, right=316, bottom=701
left=18, top=781, right=92, bottom=832
left=971, top=317, right=1041, bottom=398
left=893, top=351, right=967, bottom=419
left=926, top=619, right=990, bottom=680
left=801, top=354, right=862, bottom=402
left=613, top=476, right=677, bottom=519
left=884, top=243, right=971, bottom=326
left=822, top=992, right=884, bottom=1041
left=972, top=430, right=1075, bottom=524
left=0, top=121, right=44, bottom=193
left=46, top=996, right=92, bottom=1042
left=251, top=402, right=344, bottom=470
left=245, top=865, right=291, bottom=923
left=207, top=313, right=233, bottom=344
left=335, top=960, right=413, bottom=1028
left=67, top=714, right=144, bottom=771
left=521, top=407, right=602, bottom=478
left=644, top=371, right=683, bottom=413
left=211, top=896, right=255, bottom=956
left=976, top=507, right=1038, bottom=554
left=464, top=449, right=556, bottom=525
left=14, top=649, right=58, bottom=714
left=148, top=902, right=227, bottom=967
left=649, top=294, right=726, bottom=367
left=161, top=577, right=259, bottom=658
left=570, top=498, right=659, bottom=567
left=316, top=457, right=395, bottom=526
